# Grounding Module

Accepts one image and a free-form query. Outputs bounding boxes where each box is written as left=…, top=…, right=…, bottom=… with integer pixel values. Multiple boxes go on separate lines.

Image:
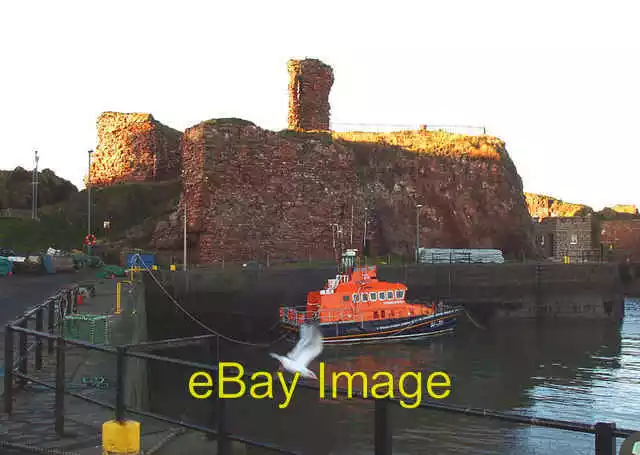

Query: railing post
left=18, top=319, right=27, bottom=387
left=47, top=299, right=55, bottom=353
left=374, top=399, right=392, bottom=455
left=115, top=346, right=126, bottom=422
left=594, top=422, right=615, bottom=455
left=4, top=326, right=14, bottom=414
left=54, top=337, right=66, bottom=436
left=216, top=395, right=230, bottom=455
left=35, top=308, right=43, bottom=370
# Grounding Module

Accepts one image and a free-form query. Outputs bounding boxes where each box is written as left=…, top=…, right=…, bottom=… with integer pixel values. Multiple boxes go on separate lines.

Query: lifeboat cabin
left=279, top=249, right=460, bottom=344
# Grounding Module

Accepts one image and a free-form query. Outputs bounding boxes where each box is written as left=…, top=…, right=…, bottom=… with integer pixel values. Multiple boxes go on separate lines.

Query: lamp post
left=183, top=199, right=187, bottom=272
left=87, top=150, right=93, bottom=255
left=416, top=204, right=423, bottom=264
left=32, top=150, right=39, bottom=220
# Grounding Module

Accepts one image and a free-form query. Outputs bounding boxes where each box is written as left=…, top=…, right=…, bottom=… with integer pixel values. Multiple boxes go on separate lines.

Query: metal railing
left=2, top=281, right=638, bottom=455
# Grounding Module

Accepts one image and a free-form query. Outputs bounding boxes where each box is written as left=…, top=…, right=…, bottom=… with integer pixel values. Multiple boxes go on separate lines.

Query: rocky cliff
left=524, top=192, right=593, bottom=218
left=152, top=121, right=534, bottom=263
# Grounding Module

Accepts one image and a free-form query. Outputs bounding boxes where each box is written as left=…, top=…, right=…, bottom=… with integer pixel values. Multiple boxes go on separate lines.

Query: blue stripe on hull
left=281, top=311, right=459, bottom=345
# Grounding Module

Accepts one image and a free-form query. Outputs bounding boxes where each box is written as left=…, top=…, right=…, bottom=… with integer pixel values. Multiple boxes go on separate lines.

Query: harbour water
left=148, top=298, right=640, bottom=454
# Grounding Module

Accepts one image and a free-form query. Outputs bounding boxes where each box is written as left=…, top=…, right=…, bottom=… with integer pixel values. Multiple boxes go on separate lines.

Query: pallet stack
left=63, top=314, right=114, bottom=345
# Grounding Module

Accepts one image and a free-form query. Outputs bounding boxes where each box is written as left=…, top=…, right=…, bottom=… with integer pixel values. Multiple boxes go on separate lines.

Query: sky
left=0, top=0, right=638, bottom=210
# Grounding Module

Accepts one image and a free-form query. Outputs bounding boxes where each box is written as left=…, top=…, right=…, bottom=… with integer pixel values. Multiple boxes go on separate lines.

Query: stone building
left=533, top=214, right=601, bottom=262
left=601, top=219, right=640, bottom=261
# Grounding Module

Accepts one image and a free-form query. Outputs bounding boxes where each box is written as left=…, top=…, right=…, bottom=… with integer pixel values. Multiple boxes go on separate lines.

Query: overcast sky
left=1, top=0, right=638, bottom=210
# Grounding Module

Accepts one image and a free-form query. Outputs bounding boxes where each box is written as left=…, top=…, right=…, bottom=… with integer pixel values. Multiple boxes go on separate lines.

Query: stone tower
left=287, top=58, right=334, bottom=131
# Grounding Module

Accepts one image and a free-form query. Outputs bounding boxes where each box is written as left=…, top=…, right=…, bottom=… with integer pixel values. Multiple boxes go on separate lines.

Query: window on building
left=570, top=234, right=578, bottom=245
left=370, top=292, right=377, bottom=301
left=379, top=292, right=386, bottom=300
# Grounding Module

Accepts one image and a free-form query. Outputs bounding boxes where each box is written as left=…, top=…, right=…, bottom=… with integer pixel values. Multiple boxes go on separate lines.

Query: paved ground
left=0, top=271, right=88, bottom=327
left=0, top=272, right=249, bottom=454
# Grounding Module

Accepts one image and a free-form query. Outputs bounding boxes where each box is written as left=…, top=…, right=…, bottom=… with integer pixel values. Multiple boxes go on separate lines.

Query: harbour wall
left=143, top=262, right=626, bottom=341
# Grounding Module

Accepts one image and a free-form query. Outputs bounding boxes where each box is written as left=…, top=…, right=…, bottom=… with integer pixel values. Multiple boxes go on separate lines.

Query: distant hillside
left=524, top=192, right=593, bottom=218
left=525, top=192, right=639, bottom=220
left=0, top=167, right=78, bottom=210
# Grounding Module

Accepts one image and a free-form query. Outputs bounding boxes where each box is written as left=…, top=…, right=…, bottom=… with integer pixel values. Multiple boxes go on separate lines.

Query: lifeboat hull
left=281, top=309, right=459, bottom=345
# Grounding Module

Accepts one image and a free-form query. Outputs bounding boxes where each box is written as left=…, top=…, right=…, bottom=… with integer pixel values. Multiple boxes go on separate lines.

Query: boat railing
left=280, top=304, right=449, bottom=326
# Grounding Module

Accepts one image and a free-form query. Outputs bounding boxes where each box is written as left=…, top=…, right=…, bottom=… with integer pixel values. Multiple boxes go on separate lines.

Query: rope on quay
left=143, top=428, right=187, bottom=455
left=134, top=254, right=289, bottom=348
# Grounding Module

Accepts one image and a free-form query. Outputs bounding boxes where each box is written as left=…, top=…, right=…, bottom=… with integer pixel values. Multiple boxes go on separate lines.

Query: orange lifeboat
left=279, top=249, right=461, bottom=344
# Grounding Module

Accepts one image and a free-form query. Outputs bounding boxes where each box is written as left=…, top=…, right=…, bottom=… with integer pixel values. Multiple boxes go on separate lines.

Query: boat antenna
left=363, top=207, right=368, bottom=268
left=350, top=203, right=354, bottom=248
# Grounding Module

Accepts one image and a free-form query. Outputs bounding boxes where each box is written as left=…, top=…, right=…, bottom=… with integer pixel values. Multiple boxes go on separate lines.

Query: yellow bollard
left=170, top=264, right=176, bottom=271
left=152, top=265, right=158, bottom=271
left=115, top=282, right=121, bottom=315
left=102, top=420, right=140, bottom=455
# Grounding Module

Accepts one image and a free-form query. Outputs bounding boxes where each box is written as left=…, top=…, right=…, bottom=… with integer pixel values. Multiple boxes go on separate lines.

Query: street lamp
left=416, top=204, right=423, bottom=264
left=87, top=150, right=93, bottom=255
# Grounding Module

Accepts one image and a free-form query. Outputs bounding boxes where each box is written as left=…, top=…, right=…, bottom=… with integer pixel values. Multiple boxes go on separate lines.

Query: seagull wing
left=291, top=324, right=323, bottom=368
left=286, top=323, right=312, bottom=360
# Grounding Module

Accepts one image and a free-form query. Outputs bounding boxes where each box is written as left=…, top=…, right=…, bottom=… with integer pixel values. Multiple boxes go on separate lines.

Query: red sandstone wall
left=90, top=112, right=182, bottom=185
left=287, top=59, right=334, bottom=131
left=155, top=121, right=534, bottom=264
left=601, top=220, right=640, bottom=260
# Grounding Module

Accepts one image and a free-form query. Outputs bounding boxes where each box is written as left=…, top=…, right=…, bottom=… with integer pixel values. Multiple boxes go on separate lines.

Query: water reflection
left=148, top=300, right=639, bottom=454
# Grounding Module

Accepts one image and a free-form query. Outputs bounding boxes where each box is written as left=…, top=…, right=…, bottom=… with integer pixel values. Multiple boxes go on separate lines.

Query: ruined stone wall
left=90, top=112, right=183, bottom=185
left=161, top=121, right=534, bottom=264
left=287, top=59, right=334, bottom=131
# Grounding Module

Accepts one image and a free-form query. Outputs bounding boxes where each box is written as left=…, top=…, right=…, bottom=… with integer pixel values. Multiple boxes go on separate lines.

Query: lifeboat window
left=396, top=290, right=404, bottom=299
left=387, top=291, right=393, bottom=299
left=379, top=292, right=385, bottom=300
left=370, top=292, right=377, bottom=301
left=381, top=310, right=386, bottom=318
left=362, top=293, right=369, bottom=302
left=343, top=295, right=350, bottom=302
left=373, top=311, right=379, bottom=319
left=353, top=294, right=359, bottom=302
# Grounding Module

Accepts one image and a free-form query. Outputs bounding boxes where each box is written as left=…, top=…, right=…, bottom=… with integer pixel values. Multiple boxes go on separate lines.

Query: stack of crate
left=63, top=314, right=114, bottom=345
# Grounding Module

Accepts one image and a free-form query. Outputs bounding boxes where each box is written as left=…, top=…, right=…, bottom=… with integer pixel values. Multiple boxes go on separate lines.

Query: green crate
left=63, top=314, right=114, bottom=345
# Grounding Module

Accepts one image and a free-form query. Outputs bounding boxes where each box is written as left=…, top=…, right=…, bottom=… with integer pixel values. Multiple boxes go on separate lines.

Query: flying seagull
left=270, top=323, right=323, bottom=379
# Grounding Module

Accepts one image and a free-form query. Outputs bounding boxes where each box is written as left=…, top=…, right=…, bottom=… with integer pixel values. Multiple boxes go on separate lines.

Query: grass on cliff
left=0, top=180, right=181, bottom=253
left=332, top=129, right=504, bottom=160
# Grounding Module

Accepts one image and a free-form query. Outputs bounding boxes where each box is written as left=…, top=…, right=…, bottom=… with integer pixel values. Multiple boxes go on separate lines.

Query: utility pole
left=87, top=150, right=93, bottom=255
left=183, top=199, right=188, bottom=271
left=416, top=204, right=423, bottom=264
left=32, top=151, right=39, bottom=220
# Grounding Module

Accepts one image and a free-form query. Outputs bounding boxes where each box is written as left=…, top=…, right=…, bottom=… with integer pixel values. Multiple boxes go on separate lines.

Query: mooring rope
left=463, top=308, right=485, bottom=330
left=133, top=255, right=289, bottom=348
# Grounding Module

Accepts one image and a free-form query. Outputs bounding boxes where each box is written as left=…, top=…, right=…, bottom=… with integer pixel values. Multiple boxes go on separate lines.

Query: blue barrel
left=126, top=253, right=155, bottom=269
left=43, top=255, right=55, bottom=274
